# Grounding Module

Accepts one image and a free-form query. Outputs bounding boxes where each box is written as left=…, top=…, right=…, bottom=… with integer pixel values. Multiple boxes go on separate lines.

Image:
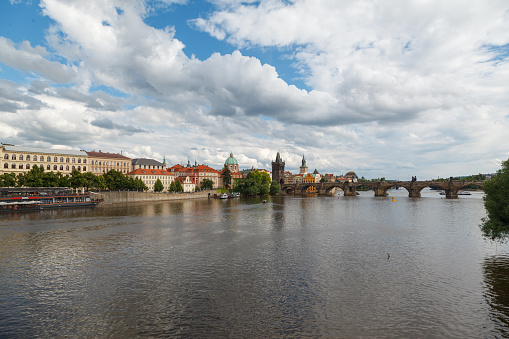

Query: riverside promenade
left=95, top=190, right=215, bottom=204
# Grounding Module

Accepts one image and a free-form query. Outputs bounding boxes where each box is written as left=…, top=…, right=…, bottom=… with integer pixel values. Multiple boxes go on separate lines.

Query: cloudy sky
left=1, top=0, right=508, bottom=179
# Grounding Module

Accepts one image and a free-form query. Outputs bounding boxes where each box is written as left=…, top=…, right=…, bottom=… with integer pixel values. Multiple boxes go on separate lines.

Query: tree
left=481, top=159, right=509, bottom=241
left=69, top=170, right=86, bottom=188
left=201, top=179, right=214, bottom=190
left=174, top=179, right=184, bottom=192
left=270, top=180, right=280, bottom=195
left=103, top=169, right=128, bottom=190
left=236, top=170, right=271, bottom=196
left=154, top=178, right=164, bottom=192
left=222, top=165, right=232, bottom=190
left=0, top=173, right=17, bottom=187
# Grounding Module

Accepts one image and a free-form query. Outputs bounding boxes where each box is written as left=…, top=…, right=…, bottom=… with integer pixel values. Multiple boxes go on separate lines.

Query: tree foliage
left=154, top=178, right=164, bottom=192
left=270, top=180, right=280, bottom=195
left=222, top=165, right=232, bottom=189
left=236, top=170, right=272, bottom=196
left=481, top=159, right=509, bottom=241
left=0, top=167, right=148, bottom=191
left=201, top=178, right=214, bottom=190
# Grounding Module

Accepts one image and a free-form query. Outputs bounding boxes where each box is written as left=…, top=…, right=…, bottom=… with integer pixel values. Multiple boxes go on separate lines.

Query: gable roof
left=126, top=169, right=174, bottom=176
left=86, top=151, right=131, bottom=160
left=132, top=158, right=164, bottom=166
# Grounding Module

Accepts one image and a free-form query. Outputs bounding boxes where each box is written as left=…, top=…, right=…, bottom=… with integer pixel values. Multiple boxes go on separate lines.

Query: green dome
left=225, top=152, right=238, bottom=165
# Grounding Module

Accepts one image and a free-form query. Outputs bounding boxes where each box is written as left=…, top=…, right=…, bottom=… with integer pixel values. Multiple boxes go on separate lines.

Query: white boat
left=219, top=193, right=229, bottom=199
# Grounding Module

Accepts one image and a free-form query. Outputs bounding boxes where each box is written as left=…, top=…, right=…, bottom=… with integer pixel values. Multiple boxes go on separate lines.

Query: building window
left=77, top=166, right=81, bottom=171
left=83, top=159, right=87, bottom=164
left=95, top=160, right=98, bottom=165
left=26, top=155, right=31, bottom=161
left=60, top=165, right=63, bottom=170
left=47, top=165, right=50, bottom=170
left=3, top=154, right=7, bottom=159
left=83, top=166, right=86, bottom=171
left=47, top=156, right=51, bottom=162
left=26, top=164, right=31, bottom=169
left=99, top=161, right=102, bottom=165
left=3, top=163, right=8, bottom=168
left=12, top=164, right=16, bottom=169
left=72, top=158, right=76, bottom=163
left=66, top=165, right=69, bottom=171
left=18, top=164, right=23, bottom=169
left=78, top=158, right=81, bottom=163
left=72, top=166, right=75, bottom=170
left=53, top=165, right=57, bottom=170
left=60, top=157, right=64, bottom=162
left=19, top=155, right=23, bottom=160
left=12, top=154, right=16, bottom=160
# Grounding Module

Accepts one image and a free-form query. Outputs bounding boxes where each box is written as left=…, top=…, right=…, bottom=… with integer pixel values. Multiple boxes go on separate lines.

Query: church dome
left=225, top=152, right=238, bottom=165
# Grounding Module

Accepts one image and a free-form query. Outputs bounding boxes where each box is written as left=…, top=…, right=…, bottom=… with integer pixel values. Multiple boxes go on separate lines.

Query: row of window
left=93, top=160, right=128, bottom=166
left=3, top=163, right=86, bottom=171
left=3, top=154, right=86, bottom=163
left=91, top=168, right=128, bottom=173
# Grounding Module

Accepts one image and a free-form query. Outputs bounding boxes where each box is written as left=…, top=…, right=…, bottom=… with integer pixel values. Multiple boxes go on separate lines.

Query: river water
left=1, top=189, right=508, bottom=338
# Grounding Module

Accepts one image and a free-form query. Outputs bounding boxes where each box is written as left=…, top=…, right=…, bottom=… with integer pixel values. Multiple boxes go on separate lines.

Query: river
left=1, top=188, right=508, bottom=338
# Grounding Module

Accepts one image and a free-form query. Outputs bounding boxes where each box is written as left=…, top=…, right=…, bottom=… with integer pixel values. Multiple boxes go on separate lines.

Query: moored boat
left=0, top=187, right=103, bottom=212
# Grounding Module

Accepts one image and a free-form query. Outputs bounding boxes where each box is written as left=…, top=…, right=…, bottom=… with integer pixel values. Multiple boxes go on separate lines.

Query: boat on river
left=439, top=190, right=472, bottom=196
left=0, top=187, right=103, bottom=212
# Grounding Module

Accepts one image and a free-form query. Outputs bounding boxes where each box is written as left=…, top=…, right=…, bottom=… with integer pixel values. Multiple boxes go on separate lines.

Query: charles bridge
left=280, top=178, right=484, bottom=199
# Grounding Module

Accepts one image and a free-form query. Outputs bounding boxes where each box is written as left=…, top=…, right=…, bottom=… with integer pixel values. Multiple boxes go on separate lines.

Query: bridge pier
left=373, top=182, right=389, bottom=197
left=343, top=184, right=357, bottom=196
left=444, top=189, right=459, bottom=199
left=408, top=188, right=422, bottom=197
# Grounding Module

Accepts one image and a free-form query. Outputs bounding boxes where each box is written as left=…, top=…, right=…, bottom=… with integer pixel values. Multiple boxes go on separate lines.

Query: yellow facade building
left=1, top=145, right=88, bottom=176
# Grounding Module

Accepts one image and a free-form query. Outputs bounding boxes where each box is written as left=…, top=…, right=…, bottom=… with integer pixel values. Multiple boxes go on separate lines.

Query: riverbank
left=93, top=190, right=215, bottom=204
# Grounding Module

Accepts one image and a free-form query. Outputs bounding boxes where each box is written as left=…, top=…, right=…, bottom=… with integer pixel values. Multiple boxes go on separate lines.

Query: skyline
left=1, top=0, right=508, bottom=179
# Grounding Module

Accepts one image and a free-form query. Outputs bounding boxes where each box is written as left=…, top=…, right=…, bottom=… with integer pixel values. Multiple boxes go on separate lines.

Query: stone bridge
left=280, top=180, right=484, bottom=199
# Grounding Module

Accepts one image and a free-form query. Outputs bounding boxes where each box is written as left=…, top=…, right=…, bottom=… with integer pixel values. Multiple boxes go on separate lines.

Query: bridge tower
left=272, top=152, right=285, bottom=186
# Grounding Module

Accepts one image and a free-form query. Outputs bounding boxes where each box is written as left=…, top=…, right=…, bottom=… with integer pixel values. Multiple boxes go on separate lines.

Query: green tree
left=236, top=170, right=271, bottom=196
left=222, top=165, right=232, bottom=189
left=0, top=173, right=17, bottom=187
left=103, top=169, right=128, bottom=190
left=23, top=165, right=45, bottom=187
left=174, top=179, right=184, bottom=192
left=270, top=180, right=280, bottom=195
left=169, top=180, right=177, bottom=192
left=43, top=171, right=62, bottom=187
left=481, top=159, right=509, bottom=241
left=201, top=178, right=214, bottom=190
left=69, top=170, right=86, bottom=188
left=154, top=178, right=164, bottom=192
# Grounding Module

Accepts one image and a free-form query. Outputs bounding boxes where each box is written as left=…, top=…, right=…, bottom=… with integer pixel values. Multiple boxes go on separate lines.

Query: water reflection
left=1, top=194, right=508, bottom=337
left=483, top=254, right=509, bottom=337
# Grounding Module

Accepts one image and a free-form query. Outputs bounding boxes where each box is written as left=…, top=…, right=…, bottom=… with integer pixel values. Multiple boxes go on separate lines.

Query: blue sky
left=1, top=0, right=509, bottom=179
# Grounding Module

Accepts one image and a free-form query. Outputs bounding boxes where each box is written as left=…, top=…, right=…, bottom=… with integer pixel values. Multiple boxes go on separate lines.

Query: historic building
left=345, top=171, right=359, bottom=182
left=126, top=168, right=175, bottom=192
left=322, top=173, right=336, bottom=182
left=132, top=158, right=165, bottom=170
left=271, top=152, right=285, bottom=186
left=224, top=153, right=243, bottom=187
left=177, top=176, right=196, bottom=193
left=299, top=154, right=308, bottom=174
left=168, top=163, right=221, bottom=189
left=86, top=150, right=132, bottom=175
left=1, top=144, right=88, bottom=176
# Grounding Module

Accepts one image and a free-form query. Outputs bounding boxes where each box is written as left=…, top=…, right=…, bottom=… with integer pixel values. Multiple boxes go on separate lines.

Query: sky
left=1, top=0, right=508, bottom=180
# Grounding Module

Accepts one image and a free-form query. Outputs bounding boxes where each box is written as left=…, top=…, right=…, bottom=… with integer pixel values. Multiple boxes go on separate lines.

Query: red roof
left=126, top=169, right=175, bottom=176
left=167, top=164, right=220, bottom=174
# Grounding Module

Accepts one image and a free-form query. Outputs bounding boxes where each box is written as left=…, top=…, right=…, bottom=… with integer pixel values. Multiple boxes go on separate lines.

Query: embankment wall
left=94, top=190, right=215, bottom=204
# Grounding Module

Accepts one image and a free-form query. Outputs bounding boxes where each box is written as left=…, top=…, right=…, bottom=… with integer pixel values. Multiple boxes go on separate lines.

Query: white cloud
left=0, top=37, right=76, bottom=83
left=1, top=0, right=509, bottom=179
